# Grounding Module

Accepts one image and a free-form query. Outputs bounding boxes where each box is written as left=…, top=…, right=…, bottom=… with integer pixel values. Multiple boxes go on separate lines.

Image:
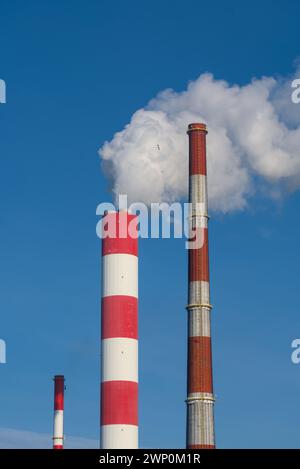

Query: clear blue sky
left=0, top=0, right=300, bottom=448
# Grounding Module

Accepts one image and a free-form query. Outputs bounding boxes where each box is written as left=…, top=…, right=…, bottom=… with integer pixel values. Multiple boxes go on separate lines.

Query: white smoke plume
left=99, top=64, right=300, bottom=212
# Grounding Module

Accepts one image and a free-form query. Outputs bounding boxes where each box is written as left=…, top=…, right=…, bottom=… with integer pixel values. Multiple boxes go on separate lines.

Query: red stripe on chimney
left=188, top=228, right=209, bottom=282
left=102, top=212, right=138, bottom=257
left=188, top=336, right=213, bottom=394
left=101, top=296, right=138, bottom=339
left=101, top=381, right=138, bottom=425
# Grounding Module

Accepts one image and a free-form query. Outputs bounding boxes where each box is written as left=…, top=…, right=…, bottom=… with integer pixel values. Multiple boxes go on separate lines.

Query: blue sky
left=0, top=0, right=300, bottom=448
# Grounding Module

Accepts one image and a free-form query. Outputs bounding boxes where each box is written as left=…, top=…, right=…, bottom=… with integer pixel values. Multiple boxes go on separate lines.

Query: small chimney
left=53, top=375, right=65, bottom=449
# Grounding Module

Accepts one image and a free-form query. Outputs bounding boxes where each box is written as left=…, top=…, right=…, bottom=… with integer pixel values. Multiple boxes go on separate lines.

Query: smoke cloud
left=99, top=64, right=300, bottom=212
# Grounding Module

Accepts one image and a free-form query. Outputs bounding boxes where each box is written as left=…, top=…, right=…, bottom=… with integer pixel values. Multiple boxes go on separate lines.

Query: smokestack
left=186, top=123, right=215, bottom=448
left=101, top=211, right=138, bottom=449
left=53, top=375, right=65, bottom=450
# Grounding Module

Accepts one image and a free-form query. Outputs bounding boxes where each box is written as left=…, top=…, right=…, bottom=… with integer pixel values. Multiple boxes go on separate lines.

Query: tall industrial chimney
left=186, top=123, right=215, bottom=449
left=53, top=375, right=65, bottom=449
left=101, top=211, right=138, bottom=449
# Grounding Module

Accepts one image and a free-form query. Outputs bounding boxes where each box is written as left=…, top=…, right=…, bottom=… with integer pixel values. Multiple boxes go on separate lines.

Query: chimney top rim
left=187, top=123, right=207, bottom=134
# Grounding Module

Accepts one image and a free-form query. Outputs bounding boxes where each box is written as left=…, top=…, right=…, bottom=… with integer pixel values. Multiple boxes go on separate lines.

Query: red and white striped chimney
left=186, top=123, right=215, bottom=449
left=53, top=375, right=65, bottom=450
left=100, top=211, right=138, bottom=449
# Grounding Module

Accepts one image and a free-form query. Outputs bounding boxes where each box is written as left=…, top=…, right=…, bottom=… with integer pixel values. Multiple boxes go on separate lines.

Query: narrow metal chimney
left=100, top=211, right=138, bottom=449
left=53, top=375, right=65, bottom=449
left=186, top=123, right=215, bottom=449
